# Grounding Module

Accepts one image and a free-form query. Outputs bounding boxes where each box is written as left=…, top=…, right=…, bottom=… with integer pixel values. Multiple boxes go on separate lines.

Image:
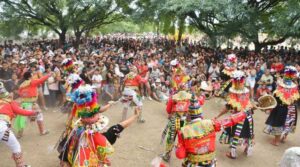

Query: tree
left=68, top=0, right=133, bottom=47
left=0, top=0, right=133, bottom=47
left=235, top=0, right=300, bottom=52
left=0, top=0, right=70, bottom=46
left=163, top=0, right=245, bottom=47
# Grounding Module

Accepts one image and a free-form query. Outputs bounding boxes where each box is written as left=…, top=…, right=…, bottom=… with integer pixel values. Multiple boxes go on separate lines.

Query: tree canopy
left=0, top=0, right=133, bottom=46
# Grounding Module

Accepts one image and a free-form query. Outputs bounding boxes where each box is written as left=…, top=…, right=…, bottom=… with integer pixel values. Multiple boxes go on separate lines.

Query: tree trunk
left=208, top=34, right=217, bottom=48
left=178, top=28, right=183, bottom=42
left=156, top=21, right=160, bottom=36
left=254, top=41, right=263, bottom=53
left=178, top=17, right=185, bottom=42
left=58, top=30, right=67, bottom=48
left=74, top=31, right=82, bottom=49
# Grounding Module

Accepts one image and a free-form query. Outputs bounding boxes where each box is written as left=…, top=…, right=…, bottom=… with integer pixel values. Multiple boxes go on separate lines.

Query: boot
left=12, top=152, right=31, bottom=167
left=37, top=121, right=49, bottom=136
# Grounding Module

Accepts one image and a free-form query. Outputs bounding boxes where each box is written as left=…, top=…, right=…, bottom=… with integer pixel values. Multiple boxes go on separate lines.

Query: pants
left=0, top=120, right=21, bottom=153
left=49, top=90, right=59, bottom=107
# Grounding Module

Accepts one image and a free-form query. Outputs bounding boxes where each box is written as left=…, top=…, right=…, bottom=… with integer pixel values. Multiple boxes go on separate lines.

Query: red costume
left=0, top=100, right=35, bottom=122
left=0, top=83, right=36, bottom=167
left=271, top=63, right=284, bottom=73
left=124, top=73, right=147, bottom=87
left=18, top=74, right=50, bottom=101
left=161, top=91, right=193, bottom=162
left=175, top=97, right=246, bottom=166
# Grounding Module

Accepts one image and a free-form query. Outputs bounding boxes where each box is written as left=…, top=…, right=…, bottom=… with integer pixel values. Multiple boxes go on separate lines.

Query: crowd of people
left=1, top=36, right=300, bottom=106
left=0, top=35, right=300, bottom=167
left=0, top=36, right=300, bottom=107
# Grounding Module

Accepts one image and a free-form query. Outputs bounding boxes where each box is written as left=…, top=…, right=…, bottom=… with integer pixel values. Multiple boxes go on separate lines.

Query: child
left=92, top=68, right=103, bottom=96
left=212, top=77, right=221, bottom=96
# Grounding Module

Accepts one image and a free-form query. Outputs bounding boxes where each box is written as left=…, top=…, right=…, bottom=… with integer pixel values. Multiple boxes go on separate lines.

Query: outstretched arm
left=213, top=111, right=246, bottom=132
left=119, top=107, right=140, bottom=128
left=31, top=74, right=51, bottom=86
left=11, top=101, right=36, bottom=116
left=99, top=103, right=112, bottom=113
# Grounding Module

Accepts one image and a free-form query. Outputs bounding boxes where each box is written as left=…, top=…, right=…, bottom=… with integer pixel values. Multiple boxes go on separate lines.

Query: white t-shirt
left=92, top=74, right=103, bottom=88
left=246, top=76, right=256, bottom=88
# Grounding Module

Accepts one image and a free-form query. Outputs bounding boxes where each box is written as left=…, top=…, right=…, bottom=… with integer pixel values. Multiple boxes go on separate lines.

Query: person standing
left=264, top=66, right=299, bottom=146
left=14, top=71, right=52, bottom=138
left=216, top=70, right=255, bottom=159
left=175, top=94, right=246, bottom=167
left=0, top=82, right=38, bottom=167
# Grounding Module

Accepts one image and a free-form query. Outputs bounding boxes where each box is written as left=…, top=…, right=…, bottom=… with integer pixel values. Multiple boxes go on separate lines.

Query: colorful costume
left=176, top=95, right=246, bottom=167
left=170, top=59, right=189, bottom=94
left=264, top=66, right=299, bottom=140
left=217, top=54, right=237, bottom=97
left=0, top=82, right=36, bottom=167
left=59, top=85, right=125, bottom=167
left=123, top=66, right=147, bottom=122
left=219, top=70, right=254, bottom=158
left=161, top=90, right=192, bottom=162
left=60, top=73, right=84, bottom=114
left=14, top=73, right=50, bottom=136
left=120, top=88, right=142, bottom=121
left=61, top=58, right=75, bottom=74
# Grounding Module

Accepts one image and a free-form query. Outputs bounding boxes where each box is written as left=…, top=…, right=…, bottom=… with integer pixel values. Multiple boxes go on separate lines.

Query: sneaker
left=142, top=96, right=145, bottom=100
left=148, top=96, right=153, bottom=101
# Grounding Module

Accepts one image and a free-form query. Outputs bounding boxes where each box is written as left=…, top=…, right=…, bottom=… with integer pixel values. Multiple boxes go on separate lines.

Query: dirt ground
left=1, top=98, right=300, bottom=167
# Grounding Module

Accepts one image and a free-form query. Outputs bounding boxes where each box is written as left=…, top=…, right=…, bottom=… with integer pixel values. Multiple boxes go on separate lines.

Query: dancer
left=120, top=88, right=142, bottom=121
left=216, top=70, right=254, bottom=159
left=123, top=65, right=148, bottom=123
left=264, top=66, right=299, bottom=146
left=161, top=87, right=192, bottom=162
left=170, top=59, right=189, bottom=94
left=14, top=71, right=52, bottom=138
left=60, top=73, right=84, bottom=114
left=60, top=58, right=78, bottom=106
left=59, top=85, right=140, bottom=167
left=216, top=54, right=237, bottom=97
left=175, top=94, right=246, bottom=167
left=0, top=82, right=38, bottom=167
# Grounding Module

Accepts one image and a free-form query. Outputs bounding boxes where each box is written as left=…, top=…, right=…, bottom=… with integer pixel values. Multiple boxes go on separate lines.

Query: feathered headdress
left=227, top=70, right=250, bottom=111
left=274, top=66, right=299, bottom=105
left=223, top=54, right=237, bottom=76
left=70, top=85, right=100, bottom=118
left=61, top=58, right=74, bottom=73
left=67, top=74, right=83, bottom=90
left=231, top=70, right=246, bottom=91
left=283, top=66, right=298, bottom=84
